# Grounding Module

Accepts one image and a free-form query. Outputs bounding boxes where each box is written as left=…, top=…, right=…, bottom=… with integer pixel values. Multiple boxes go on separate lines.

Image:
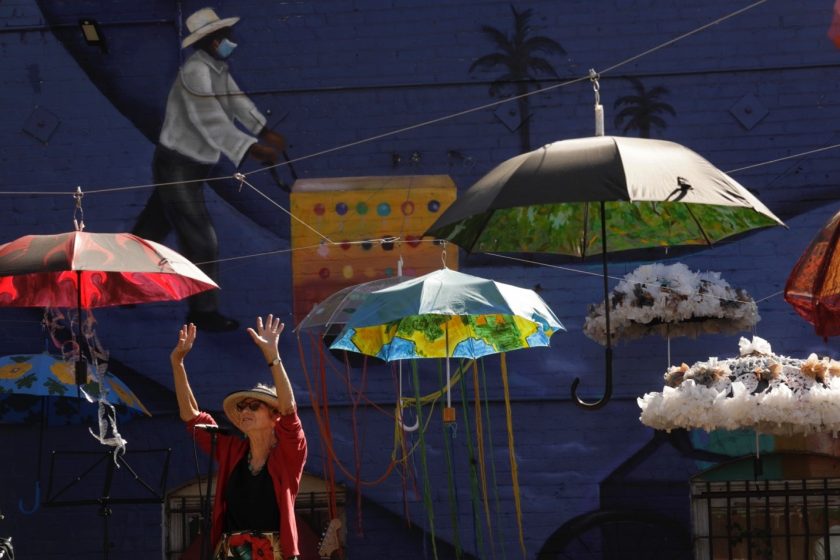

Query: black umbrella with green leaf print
left=425, top=135, right=784, bottom=409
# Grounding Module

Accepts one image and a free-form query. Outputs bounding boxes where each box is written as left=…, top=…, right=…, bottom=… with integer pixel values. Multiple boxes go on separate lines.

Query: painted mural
left=1, top=1, right=839, bottom=559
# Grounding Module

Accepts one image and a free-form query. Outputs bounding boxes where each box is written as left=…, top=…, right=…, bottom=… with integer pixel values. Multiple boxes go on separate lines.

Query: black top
left=223, top=454, right=280, bottom=533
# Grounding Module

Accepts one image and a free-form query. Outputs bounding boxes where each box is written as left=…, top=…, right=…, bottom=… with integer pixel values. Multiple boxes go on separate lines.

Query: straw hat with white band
left=181, top=7, right=239, bottom=49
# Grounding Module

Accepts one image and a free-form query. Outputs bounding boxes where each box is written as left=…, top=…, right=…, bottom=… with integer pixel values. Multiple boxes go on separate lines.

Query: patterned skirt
left=213, top=531, right=282, bottom=560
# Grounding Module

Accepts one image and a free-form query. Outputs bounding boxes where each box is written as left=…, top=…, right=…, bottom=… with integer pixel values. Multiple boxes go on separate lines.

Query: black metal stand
left=44, top=447, right=171, bottom=560
left=200, top=433, right=219, bottom=560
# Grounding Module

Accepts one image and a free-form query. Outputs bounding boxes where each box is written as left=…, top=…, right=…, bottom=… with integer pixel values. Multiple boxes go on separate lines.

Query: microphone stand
left=200, top=431, right=219, bottom=560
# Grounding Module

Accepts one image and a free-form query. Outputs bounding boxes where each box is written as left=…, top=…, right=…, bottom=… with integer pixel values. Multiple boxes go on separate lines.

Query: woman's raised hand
left=247, top=314, right=284, bottom=358
left=171, top=323, right=197, bottom=363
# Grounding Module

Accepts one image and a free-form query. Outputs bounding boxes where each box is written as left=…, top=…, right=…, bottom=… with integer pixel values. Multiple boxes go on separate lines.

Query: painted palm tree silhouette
left=469, top=5, right=565, bottom=153
left=613, top=77, right=676, bottom=138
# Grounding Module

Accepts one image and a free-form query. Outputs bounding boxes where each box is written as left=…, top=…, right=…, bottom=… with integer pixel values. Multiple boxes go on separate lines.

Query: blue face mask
left=215, top=38, right=237, bottom=59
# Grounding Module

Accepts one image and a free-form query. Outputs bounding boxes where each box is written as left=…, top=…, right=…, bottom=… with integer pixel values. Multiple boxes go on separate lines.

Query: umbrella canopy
left=0, top=353, right=151, bottom=421
left=426, top=136, right=783, bottom=256
left=0, top=231, right=217, bottom=308
left=583, top=263, right=759, bottom=345
left=296, top=275, right=411, bottom=367
left=329, top=267, right=564, bottom=361
left=784, top=208, right=840, bottom=339
left=638, top=336, right=840, bottom=436
left=425, top=135, right=784, bottom=408
left=0, top=352, right=150, bottom=514
left=296, top=276, right=410, bottom=334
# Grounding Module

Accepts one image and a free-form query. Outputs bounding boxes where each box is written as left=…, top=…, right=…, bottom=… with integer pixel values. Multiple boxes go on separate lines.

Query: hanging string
left=439, top=363, right=463, bottom=559
left=412, top=362, right=439, bottom=560
left=344, top=353, right=366, bottom=535
left=318, top=341, right=339, bottom=521
left=78, top=308, right=127, bottom=457
left=500, top=353, right=526, bottom=559
left=480, top=359, right=507, bottom=560
left=393, top=363, right=418, bottom=527
left=295, top=332, right=398, bottom=487
left=457, top=363, right=486, bottom=560
left=472, top=360, right=496, bottom=560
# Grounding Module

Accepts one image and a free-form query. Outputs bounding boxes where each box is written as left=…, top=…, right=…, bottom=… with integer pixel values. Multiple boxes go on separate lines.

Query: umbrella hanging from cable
left=0, top=352, right=150, bottom=513
left=328, top=266, right=562, bottom=559
left=424, top=72, right=784, bottom=409
left=784, top=207, right=840, bottom=339
left=329, top=266, right=564, bottom=418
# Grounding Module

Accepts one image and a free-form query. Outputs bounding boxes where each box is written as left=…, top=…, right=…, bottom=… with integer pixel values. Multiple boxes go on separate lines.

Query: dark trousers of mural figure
left=133, top=145, right=219, bottom=314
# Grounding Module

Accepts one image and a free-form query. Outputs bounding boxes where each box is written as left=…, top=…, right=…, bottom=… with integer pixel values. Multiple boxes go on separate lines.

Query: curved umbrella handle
left=570, top=347, right=613, bottom=409
left=400, top=412, right=420, bottom=433
left=18, top=481, right=40, bottom=515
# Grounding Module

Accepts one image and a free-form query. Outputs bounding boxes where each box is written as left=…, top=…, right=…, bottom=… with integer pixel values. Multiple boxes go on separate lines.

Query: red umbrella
left=0, top=230, right=218, bottom=384
left=0, top=231, right=217, bottom=308
left=784, top=209, right=840, bottom=338
left=829, top=0, right=840, bottom=49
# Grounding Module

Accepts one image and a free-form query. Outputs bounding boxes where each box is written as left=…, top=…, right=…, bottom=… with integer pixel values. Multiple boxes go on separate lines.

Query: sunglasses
left=235, top=400, right=265, bottom=412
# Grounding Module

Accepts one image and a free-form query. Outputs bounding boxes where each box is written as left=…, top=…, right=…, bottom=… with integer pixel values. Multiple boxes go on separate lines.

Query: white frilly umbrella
left=584, top=263, right=759, bottom=346
left=638, top=336, right=840, bottom=436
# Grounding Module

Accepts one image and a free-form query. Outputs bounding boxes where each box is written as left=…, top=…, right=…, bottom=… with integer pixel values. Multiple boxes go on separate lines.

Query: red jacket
left=187, top=410, right=307, bottom=558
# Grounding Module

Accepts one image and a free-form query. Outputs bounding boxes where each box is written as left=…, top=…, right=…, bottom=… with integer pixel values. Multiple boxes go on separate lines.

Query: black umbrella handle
left=571, top=201, right=613, bottom=410
left=570, top=347, right=613, bottom=409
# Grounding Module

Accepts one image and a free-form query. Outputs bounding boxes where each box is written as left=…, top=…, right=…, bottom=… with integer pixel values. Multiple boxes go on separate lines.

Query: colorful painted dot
left=401, top=201, right=415, bottom=216
left=356, top=202, right=369, bottom=215
left=427, top=200, right=440, bottom=212
left=335, top=202, right=348, bottom=215
left=360, top=240, right=373, bottom=251
left=342, top=265, right=354, bottom=279
left=405, top=235, right=421, bottom=248
left=340, top=240, right=351, bottom=250
left=377, top=202, right=391, bottom=217
left=314, top=203, right=325, bottom=216
left=318, top=267, right=330, bottom=279
left=384, top=267, right=394, bottom=277
left=381, top=237, right=395, bottom=251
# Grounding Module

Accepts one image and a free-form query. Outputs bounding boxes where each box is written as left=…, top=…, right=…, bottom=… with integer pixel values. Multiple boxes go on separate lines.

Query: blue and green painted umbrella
left=329, top=267, right=563, bottom=360
left=0, top=353, right=150, bottom=422
left=0, top=353, right=150, bottom=513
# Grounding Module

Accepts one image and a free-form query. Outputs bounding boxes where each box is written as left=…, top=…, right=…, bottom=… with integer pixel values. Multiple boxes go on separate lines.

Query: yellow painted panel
left=291, top=175, right=458, bottom=326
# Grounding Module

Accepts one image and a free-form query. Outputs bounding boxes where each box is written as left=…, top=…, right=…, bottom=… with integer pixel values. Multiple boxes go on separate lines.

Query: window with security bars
left=691, top=453, right=840, bottom=560
left=164, top=474, right=345, bottom=559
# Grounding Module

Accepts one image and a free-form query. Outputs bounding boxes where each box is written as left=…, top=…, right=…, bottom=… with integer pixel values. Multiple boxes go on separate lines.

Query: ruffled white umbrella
left=584, top=263, right=759, bottom=348
left=638, top=336, right=840, bottom=436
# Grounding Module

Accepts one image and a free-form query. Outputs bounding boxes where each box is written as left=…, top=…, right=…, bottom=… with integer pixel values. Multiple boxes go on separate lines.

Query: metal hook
left=589, top=68, right=601, bottom=105
left=73, top=186, right=85, bottom=232
left=589, top=68, right=604, bottom=136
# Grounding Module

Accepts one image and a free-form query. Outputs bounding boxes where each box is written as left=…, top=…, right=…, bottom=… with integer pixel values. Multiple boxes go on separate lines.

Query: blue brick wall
left=0, top=0, right=838, bottom=558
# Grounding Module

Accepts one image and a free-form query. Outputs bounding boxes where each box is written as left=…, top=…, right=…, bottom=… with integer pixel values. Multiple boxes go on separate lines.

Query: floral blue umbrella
left=329, top=267, right=564, bottom=418
left=329, top=267, right=564, bottom=361
left=0, top=353, right=150, bottom=513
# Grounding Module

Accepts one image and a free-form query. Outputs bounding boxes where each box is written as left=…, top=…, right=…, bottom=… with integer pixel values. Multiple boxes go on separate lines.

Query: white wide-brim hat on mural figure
left=181, top=7, right=239, bottom=49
